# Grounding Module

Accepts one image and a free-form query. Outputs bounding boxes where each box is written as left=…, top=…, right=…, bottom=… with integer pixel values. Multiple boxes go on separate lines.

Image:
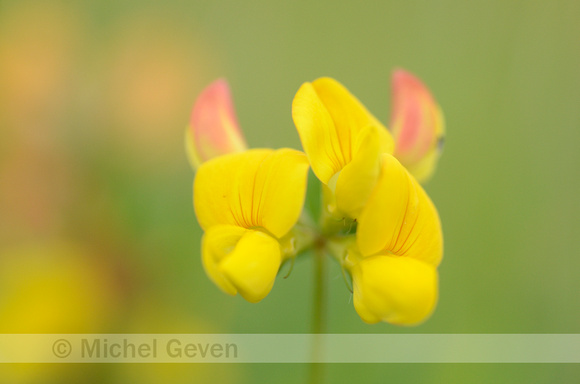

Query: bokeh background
left=1, top=0, right=579, bottom=382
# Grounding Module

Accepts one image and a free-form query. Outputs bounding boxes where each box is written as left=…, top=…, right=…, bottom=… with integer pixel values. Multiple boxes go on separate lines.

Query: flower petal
left=194, top=149, right=269, bottom=231
left=356, top=154, right=410, bottom=256
left=186, top=79, right=248, bottom=169
left=334, top=125, right=382, bottom=219
left=395, top=182, right=443, bottom=266
left=252, top=149, right=310, bottom=237
left=292, top=82, right=344, bottom=184
left=202, top=225, right=282, bottom=303
left=292, top=78, right=394, bottom=185
left=351, top=254, right=438, bottom=325
left=357, top=154, right=442, bottom=266
left=311, top=77, right=394, bottom=160
left=194, top=148, right=309, bottom=238
left=390, top=70, right=445, bottom=183
left=219, top=229, right=281, bottom=303
left=201, top=225, right=249, bottom=296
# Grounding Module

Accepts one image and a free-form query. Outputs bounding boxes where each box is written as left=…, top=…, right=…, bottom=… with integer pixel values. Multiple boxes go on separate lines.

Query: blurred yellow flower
left=0, top=242, right=121, bottom=383
left=0, top=242, right=119, bottom=333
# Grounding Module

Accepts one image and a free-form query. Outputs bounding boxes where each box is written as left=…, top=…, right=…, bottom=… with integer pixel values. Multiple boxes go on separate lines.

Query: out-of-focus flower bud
left=390, top=69, right=445, bottom=183
left=185, top=79, right=247, bottom=169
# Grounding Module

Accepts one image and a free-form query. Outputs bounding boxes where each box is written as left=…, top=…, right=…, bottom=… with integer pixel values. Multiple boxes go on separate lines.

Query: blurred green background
left=1, top=0, right=579, bottom=382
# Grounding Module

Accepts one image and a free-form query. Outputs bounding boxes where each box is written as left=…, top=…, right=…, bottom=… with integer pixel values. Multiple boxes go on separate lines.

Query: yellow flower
left=185, top=79, right=248, bottom=169
left=189, top=73, right=445, bottom=326
left=292, top=77, right=443, bottom=325
left=194, top=148, right=309, bottom=302
left=346, top=154, right=442, bottom=325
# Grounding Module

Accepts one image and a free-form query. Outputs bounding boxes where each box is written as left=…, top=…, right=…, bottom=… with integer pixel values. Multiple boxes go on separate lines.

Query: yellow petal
left=311, top=77, right=394, bottom=159
left=357, top=154, right=442, bottom=266
left=201, top=225, right=249, bottom=296
left=194, top=148, right=309, bottom=238
left=356, top=154, right=411, bottom=256
left=186, top=79, right=248, bottom=169
left=292, top=78, right=394, bottom=185
left=219, top=229, right=281, bottom=303
left=292, top=82, right=344, bottom=183
left=252, top=149, right=310, bottom=237
left=335, top=125, right=382, bottom=219
left=390, top=70, right=445, bottom=183
left=194, top=149, right=268, bottom=231
left=351, top=254, right=438, bottom=325
left=395, top=182, right=443, bottom=266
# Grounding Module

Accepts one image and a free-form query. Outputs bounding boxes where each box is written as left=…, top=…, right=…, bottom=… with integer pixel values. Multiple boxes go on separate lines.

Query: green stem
left=312, top=247, right=326, bottom=334
left=309, top=245, right=326, bottom=384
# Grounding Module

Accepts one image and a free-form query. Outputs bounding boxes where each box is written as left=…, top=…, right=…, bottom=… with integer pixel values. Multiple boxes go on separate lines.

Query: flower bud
left=390, top=69, right=445, bottom=183
left=185, top=79, right=248, bottom=169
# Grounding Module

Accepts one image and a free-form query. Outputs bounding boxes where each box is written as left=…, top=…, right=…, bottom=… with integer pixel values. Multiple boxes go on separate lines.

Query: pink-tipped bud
left=390, top=69, right=445, bottom=183
left=185, top=79, right=248, bottom=169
